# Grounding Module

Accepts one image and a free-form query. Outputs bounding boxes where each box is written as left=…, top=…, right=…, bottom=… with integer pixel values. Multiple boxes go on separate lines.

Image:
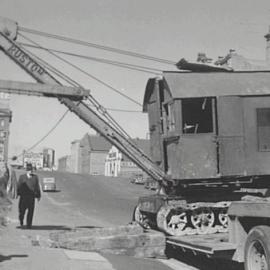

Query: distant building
left=60, top=134, right=111, bottom=175
left=70, top=140, right=81, bottom=173
left=58, top=155, right=71, bottom=172
left=80, top=133, right=111, bottom=175
left=0, top=93, right=12, bottom=162
left=105, top=138, right=150, bottom=178
left=43, top=148, right=55, bottom=170
left=23, top=151, right=43, bottom=169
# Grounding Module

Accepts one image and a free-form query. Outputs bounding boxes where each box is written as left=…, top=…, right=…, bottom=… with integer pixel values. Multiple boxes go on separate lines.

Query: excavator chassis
left=133, top=177, right=270, bottom=237
left=133, top=194, right=231, bottom=236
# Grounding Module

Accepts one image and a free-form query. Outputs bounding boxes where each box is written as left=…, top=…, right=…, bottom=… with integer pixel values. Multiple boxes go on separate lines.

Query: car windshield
left=43, top=178, right=55, bottom=183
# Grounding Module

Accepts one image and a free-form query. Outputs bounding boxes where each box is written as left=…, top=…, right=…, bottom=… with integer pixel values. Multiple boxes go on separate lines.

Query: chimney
left=264, top=26, right=270, bottom=62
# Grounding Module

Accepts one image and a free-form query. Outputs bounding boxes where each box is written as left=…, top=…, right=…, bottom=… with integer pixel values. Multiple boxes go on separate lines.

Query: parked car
left=144, top=177, right=158, bottom=190
left=42, top=177, right=56, bottom=192
left=130, top=173, right=145, bottom=185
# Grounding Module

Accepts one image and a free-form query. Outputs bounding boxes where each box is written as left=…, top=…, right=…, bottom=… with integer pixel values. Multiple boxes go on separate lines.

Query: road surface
left=6, top=170, right=243, bottom=270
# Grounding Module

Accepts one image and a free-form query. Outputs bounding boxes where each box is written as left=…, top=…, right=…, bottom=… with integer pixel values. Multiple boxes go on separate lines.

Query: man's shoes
left=26, top=225, right=32, bottom=229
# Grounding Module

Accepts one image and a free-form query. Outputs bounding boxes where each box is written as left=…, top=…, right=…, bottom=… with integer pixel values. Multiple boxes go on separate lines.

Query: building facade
left=0, top=93, right=12, bottom=162
left=70, top=140, right=81, bottom=173
left=80, top=134, right=111, bottom=175
left=105, top=138, right=150, bottom=178
left=59, top=134, right=111, bottom=175
left=58, top=155, right=71, bottom=172
left=43, top=148, right=55, bottom=170
left=23, top=151, right=44, bottom=169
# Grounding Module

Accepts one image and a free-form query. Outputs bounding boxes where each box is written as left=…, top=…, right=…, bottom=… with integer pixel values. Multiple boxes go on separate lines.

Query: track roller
left=133, top=204, right=151, bottom=229
left=190, top=207, right=215, bottom=234
left=156, top=205, right=188, bottom=236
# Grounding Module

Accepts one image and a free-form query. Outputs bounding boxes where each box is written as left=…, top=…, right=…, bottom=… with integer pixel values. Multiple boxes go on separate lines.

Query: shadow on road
left=75, top=225, right=102, bottom=229
left=43, top=190, right=61, bottom=193
left=0, top=254, right=28, bottom=262
left=17, top=225, right=71, bottom=231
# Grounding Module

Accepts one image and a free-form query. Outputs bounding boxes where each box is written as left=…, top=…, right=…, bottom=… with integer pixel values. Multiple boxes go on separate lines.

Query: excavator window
left=182, top=97, right=214, bottom=134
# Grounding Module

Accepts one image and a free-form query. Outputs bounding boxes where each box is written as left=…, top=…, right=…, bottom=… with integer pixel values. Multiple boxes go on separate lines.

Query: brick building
left=80, top=133, right=111, bottom=175
left=59, top=134, right=111, bottom=175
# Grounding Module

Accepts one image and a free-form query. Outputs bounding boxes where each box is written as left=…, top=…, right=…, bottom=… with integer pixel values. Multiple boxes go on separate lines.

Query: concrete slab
left=64, top=250, right=116, bottom=270
left=64, top=250, right=108, bottom=261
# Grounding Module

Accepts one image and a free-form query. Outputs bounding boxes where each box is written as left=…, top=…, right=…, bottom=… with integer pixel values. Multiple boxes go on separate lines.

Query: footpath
left=0, top=202, right=176, bottom=270
left=0, top=219, right=117, bottom=270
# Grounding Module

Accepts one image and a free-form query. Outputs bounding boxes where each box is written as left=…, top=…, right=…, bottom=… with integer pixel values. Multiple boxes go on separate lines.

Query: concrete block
left=50, top=226, right=166, bottom=258
left=50, top=224, right=143, bottom=242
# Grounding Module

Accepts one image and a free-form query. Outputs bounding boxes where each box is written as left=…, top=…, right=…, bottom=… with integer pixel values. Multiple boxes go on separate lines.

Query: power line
left=14, top=109, right=70, bottom=159
left=11, top=37, right=143, bottom=160
left=19, top=26, right=176, bottom=65
left=18, top=42, right=162, bottom=75
left=19, top=33, right=143, bottom=107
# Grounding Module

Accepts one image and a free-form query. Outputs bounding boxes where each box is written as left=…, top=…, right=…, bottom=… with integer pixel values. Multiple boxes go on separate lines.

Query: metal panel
left=167, top=234, right=236, bottom=257
left=147, top=82, right=163, bottom=166
left=218, top=137, right=245, bottom=176
left=163, top=72, right=270, bottom=98
left=166, top=134, right=217, bottom=179
left=217, top=97, right=245, bottom=176
left=228, top=201, right=270, bottom=217
left=243, top=96, right=270, bottom=175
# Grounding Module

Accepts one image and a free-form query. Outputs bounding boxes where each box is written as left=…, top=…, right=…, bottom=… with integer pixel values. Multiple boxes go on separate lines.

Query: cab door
left=165, top=97, right=218, bottom=180
left=216, top=96, right=245, bottom=176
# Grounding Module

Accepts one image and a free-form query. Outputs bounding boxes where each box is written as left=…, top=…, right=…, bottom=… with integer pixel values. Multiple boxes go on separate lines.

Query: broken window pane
left=182, top=98, right=213, bottom=134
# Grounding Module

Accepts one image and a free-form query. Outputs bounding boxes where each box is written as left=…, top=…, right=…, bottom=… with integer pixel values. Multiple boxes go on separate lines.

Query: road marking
left=159, top=258, right=199, bottom=270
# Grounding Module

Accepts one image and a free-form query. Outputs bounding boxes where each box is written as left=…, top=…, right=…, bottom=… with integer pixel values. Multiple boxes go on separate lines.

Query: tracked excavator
left=1, top=17, right=270, bottom=241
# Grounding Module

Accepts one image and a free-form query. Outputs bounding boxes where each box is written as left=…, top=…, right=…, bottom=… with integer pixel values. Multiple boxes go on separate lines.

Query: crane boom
left=0, top=17, right=167, bottom=184
left=0, top=79, right=89, bottom=99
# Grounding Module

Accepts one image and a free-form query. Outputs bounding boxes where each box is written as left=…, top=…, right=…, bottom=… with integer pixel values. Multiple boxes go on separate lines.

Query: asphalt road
left=12, top=170, right=244, bottom=270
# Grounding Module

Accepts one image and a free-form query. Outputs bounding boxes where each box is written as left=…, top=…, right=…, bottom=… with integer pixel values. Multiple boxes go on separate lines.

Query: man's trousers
left=18, top=196, right=35, bottom=228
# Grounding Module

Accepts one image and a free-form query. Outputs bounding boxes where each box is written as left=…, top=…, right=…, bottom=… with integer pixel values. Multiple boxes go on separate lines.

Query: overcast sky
left=0, top=0, right=270, bottom=161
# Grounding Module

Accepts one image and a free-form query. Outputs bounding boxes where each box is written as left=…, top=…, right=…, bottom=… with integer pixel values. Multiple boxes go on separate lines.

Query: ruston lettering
left=7, top=44, right=45, bottom=76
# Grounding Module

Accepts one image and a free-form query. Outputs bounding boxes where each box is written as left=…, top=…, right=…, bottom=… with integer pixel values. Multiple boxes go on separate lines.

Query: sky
left=0, top=0, right=270, bottom=162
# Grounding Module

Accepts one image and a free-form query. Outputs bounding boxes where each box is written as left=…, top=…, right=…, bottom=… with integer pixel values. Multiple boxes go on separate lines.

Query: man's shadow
left=0, top=254, right=28, bottom=262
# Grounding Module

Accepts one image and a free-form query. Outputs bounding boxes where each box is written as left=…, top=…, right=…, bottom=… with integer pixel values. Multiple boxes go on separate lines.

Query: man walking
left=17, top=163, right=41, bottom=229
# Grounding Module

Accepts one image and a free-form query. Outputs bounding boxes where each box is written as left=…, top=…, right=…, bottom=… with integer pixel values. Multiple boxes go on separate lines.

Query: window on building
left=0, top=120, right=4, bottom=127
left=257, top=108, right=270, bottom=151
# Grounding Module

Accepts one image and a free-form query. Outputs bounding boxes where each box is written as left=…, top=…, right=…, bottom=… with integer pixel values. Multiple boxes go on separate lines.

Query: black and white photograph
left=1, top=1, right=270, bottom=269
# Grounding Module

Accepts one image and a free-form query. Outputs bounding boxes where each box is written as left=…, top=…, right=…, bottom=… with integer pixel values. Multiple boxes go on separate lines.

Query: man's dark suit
left=17, top=173, right=41, bottom=228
